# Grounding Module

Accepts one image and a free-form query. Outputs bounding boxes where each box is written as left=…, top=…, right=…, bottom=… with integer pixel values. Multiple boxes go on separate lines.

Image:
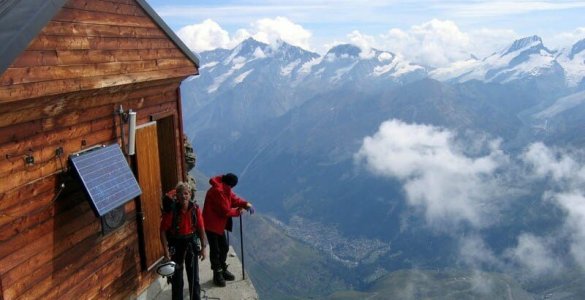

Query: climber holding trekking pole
left=203, top=173, right=254, bottom=287
left=160, top=182, right=207, bottom=300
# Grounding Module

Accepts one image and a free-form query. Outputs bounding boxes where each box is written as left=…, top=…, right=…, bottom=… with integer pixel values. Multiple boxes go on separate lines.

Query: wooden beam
left=1, top=58, right=192, bottom=86
left=27, top=35, right=174, bottom=51
left=0, top=67, right=195, bottom=103
left=149, top=111, right=174, bottom=121
left=11, top=48, right=185, bottom=68
left=53, top=8, right=157, bottom=28
left=176, top=86, right=187, bottom=181
left=63, top=0, right=145, bottom=17
left=0, top=78, right=180, bottom=115
left=102, top=0, right=136, bottom=5
left=42, top=21, right=166, bottom=38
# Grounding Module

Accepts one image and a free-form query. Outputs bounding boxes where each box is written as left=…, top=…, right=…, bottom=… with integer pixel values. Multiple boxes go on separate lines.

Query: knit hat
left=222, top=173, right=238, bottom=187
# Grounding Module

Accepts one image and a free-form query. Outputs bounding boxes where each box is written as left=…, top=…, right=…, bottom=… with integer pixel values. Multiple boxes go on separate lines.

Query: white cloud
left=468, top=28, right=518, bottom=57
left=248, top=17, right=313, bottom=50
left=504, top=234, right=560, bottom=276
left=522, top=143, right=585, bottom=269
left=377, top=20, right=521, bottom=67
left=459, top=235, right=502, bottom=269
left=176, top=19, right=232, bottom=52
left=347, top=30, right=375, bottom=59
left=355, top=119, right=509, bottom=228
left=555, top=193, right=585, bottom=268
left=523, top=142, right=585, bottom=184
left=176, top=17, right=312, bottom=53
left=380, top=19, right=474, bottom=67
left=378, top=52, right=393, bottom=62
left=549, top=27, right=585, bottom=50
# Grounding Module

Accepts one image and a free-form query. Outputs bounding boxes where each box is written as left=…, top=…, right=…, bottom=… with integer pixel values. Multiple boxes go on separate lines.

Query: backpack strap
left=169, top=202, right=198, bottom=238
left=171, top=203, right=181, bottom=235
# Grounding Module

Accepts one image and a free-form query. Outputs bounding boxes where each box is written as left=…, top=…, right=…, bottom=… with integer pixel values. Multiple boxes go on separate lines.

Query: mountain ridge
left=182, top=33, right=585, bottom=299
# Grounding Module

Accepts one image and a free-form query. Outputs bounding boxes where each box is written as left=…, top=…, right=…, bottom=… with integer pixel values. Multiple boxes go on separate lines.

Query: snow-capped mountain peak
left=326, top=44, right=361, bottom=59
left=431, top=35, right=560, bottom=84
left=557, top=38, right=585, bottom=87
left=502, top=35, right=546, bottom=56
left=237, top=38, right=267, bottom=55
left=194, top=35, right=585, bottom=98
left=569, top=38, right=585, bottom=59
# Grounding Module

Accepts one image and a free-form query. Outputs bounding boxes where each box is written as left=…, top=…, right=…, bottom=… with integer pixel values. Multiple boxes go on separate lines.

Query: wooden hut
left=0, top=0, right=199, bottom=298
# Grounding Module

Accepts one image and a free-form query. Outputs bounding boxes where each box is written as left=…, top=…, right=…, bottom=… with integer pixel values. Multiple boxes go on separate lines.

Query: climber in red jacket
left=203, top=173, right=253, bottom=287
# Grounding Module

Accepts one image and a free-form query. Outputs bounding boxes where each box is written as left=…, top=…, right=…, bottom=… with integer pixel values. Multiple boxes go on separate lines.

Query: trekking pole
left=239, top=215, right=245, bottom=280
left=189, top=242, right=196, bottom=300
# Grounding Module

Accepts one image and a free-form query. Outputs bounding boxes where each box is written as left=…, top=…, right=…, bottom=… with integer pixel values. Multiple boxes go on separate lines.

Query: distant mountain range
left=182, top=35, right=585, bottom=156
left=183, top=35, right=585, bottom=299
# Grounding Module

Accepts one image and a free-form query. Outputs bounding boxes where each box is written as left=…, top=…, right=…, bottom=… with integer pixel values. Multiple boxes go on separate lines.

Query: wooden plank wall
left=0, top=0, right=197, bottom=298
left=0, top=80, right=184, bottom=299
left=0, top=0, right=198, bottom=103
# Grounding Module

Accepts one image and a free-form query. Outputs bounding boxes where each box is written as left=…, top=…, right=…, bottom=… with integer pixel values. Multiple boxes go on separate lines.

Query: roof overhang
left=0, top=0, right=68, bottom=75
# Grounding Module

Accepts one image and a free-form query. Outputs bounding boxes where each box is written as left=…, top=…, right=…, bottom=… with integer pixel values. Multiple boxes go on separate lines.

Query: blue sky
left=145, top=0, right=585, bottom=66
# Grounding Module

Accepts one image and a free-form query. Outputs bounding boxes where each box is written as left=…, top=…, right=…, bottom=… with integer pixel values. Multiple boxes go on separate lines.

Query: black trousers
left=169, top=237, right=200, bottom=300
left=206, top=230, right=229, bottom=271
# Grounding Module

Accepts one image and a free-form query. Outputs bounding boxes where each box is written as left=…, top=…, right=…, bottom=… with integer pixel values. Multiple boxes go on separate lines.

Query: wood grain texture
left=0, top=67, right=195, bottom=103
left=2, top=58, right=192, bottom=86
left=63, top=0, right=145, bottom=17
left=42, top=21, right=166, bottom=38
left=11, top=49, right=185, bottom=68
left=0, top=200, right=95, bottom=285
left=27, top=35, right=174, bottom=51
left=53, top=8, right=156, bottom=28
left=9, top=222, right=134, bottom=299
left=0, top=0, right=198, bottom=103
left=135, top=123, right=164, bottom=269
left=0, top=90, right=183, bottom=299
left=0, top=0, right=196, bottom=297
left=0, top=87, right=179, bottom=196
left=0, top=82, right=178, bottom=128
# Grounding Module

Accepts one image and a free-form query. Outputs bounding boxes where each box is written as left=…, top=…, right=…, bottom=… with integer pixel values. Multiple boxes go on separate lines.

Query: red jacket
left=203, top=176, right=249, bottom=235
left=160, top=204, right=204, bottom=236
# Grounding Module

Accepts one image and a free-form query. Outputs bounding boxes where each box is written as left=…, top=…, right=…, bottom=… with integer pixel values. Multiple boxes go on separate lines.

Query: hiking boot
left=222, top=266, right=235, bottom=281
left=213, top=270, right=226, bottom=287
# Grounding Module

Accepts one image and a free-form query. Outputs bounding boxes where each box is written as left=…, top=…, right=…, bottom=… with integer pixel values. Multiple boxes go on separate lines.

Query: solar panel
left=70, top=144, right=142, bottom=217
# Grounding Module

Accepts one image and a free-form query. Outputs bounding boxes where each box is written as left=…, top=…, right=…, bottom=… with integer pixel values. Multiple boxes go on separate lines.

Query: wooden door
left=135, top=122, right=164, bottom=270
